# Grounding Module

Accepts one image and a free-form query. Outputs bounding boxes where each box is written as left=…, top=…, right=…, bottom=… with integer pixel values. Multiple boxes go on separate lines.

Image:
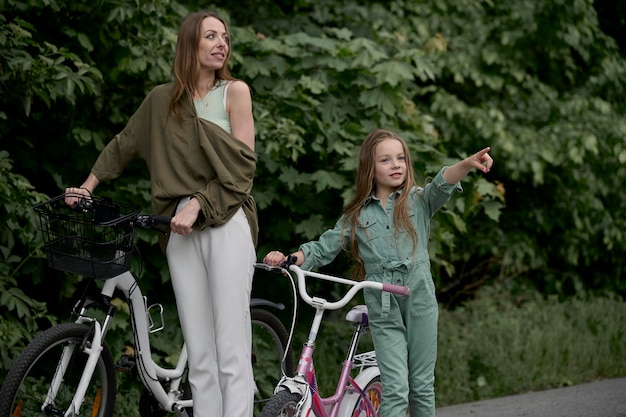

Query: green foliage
left=0, top=151, right=54, bottom=371
left=0, top=8, right=102, bottom=115
left=403, top=0, right=626, bottom=299
left=436, top=287, right=626, bottom=405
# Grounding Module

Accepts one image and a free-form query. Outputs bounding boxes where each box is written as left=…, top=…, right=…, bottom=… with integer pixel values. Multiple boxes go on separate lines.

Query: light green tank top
left=193, top=80, right=231, bottom=134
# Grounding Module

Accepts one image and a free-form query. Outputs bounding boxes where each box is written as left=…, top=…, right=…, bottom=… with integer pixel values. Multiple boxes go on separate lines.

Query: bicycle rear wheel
left=251, top=308, right=294, bottom=414
left=351, top=376, right=382, bottom=417
left=0, top=322, right=116, bottom=417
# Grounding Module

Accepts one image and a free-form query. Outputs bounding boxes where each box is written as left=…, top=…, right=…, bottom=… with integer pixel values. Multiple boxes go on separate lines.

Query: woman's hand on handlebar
left=64, top=187, right=92, bottom=208
left=65, top=174, right=100, bottom=208
left=170, top=197, right=200, bottom=235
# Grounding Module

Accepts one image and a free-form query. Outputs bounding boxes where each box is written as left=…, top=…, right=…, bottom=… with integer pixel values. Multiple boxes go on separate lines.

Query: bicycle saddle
left=346, top=305, right=369, bottom=324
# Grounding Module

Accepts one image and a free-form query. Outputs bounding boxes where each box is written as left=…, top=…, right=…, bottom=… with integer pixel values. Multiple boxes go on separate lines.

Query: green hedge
left=436, top=288, right=626, bottom=405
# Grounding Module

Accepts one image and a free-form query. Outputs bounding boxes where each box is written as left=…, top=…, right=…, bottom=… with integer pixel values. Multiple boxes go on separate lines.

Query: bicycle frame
left=106, top=272, right=193, bottom=413
left=51, top=271, right=192, bottom=416
left=286, top=314, right=381, bottom=417
left=47, top=267, right=291, bottom=417
left=261, top=264, right=409, bottom=417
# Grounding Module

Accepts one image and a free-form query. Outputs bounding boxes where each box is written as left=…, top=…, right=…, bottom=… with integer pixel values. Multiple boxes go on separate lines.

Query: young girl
left=263, top=128, right=493, bottom=417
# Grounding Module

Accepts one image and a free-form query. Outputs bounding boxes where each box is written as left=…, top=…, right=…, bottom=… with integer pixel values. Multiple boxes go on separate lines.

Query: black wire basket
left=34, top=194, right=140, bottom=279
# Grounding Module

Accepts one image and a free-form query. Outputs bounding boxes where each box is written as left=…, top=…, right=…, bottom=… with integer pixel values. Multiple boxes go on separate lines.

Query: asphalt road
left=435, top=377, right=626, bottom=417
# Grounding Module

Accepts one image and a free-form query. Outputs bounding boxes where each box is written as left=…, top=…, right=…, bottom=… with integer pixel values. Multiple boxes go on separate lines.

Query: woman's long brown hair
left=169, top=11, right=236, bottom=120
left=342, top=129, right=419, bottom=281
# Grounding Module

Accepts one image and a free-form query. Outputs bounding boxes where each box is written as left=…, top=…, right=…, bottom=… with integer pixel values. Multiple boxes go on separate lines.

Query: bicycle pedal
left=116, top=353, right=137, bottom=374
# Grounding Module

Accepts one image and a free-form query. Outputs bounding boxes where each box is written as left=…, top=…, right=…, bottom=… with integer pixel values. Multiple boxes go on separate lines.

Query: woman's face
left=198, top=17, right=229, bottom=71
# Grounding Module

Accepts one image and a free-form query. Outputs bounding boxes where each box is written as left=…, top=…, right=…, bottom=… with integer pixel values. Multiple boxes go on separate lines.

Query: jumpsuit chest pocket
left=358, top=217, right=383, bottom=243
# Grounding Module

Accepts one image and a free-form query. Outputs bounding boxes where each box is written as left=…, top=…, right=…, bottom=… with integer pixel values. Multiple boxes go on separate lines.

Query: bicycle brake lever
left=254, top=261, right=291, bottom=275
left=135, top=215, right=154, bottom=228
left=254, top=262, right=276, bottom=271
left=280, top=254, right=298, bottom=268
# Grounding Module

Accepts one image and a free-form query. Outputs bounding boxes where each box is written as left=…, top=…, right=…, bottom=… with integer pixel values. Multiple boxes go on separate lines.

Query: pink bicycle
left=256, top=257, right=409, bottom=417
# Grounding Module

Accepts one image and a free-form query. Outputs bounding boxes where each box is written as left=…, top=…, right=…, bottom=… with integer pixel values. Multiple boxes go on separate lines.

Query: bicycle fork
left=43, top=280, right=119, bottom=417
left=44, top=320, right=105, bottom=417
left=271, top=342, right=315, bottom=415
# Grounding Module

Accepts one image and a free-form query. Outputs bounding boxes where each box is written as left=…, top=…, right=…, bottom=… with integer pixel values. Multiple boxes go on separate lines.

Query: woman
left=66, top=11, right=258, bottom=417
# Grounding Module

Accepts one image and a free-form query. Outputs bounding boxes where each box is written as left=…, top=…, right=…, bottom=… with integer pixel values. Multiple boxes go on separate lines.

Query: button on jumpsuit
left=300, top=168, right=461, bottom=417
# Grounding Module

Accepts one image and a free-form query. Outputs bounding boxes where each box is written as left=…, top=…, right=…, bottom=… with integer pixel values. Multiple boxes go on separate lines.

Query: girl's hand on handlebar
left=264, top=250, right=303, bottom=267
left=263, top=251, right=287, bottom=267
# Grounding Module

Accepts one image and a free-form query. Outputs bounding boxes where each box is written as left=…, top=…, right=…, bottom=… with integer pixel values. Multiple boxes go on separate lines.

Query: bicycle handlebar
left=70, top=194, right=171, bottom=229
left=289, top=265, right=409, bottom=311
left=134, top=214, right=172, bottom=228
left=382, top=282, right=411, bottom=297
left=254, top=262, right=410, bottom=311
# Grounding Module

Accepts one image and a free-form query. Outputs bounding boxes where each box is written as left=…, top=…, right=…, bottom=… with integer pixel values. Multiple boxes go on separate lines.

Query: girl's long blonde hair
left=169, top=11, right=236, bottom=120
left=343, top=129, right=419, bottom=280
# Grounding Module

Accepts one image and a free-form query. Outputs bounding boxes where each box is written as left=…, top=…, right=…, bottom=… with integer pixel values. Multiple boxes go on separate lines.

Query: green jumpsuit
left=300, top=168, right=461, bottom=417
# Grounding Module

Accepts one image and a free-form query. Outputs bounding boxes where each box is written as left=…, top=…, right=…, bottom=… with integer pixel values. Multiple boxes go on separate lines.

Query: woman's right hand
left=170, top=197, right=200, bottom=235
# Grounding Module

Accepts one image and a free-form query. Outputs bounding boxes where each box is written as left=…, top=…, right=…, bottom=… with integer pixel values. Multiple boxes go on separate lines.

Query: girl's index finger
left=478, top=147, right=493, bottom=172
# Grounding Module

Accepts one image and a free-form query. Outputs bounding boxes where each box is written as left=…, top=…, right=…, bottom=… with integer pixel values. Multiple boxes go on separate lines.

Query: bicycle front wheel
left=258, top=390, right=303, bottom=417
left=0, top=322, right=116, bottom=417
left=251, top=308, right=294, bottom=414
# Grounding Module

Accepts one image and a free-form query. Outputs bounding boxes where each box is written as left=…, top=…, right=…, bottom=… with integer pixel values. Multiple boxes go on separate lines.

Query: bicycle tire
left=258, top=390, right=303, bottom=417
left=251, top=308, right=295, bottom=414
left=0, top=322, right=116, bottom=417
left=350, top=376, right=382, bottom=417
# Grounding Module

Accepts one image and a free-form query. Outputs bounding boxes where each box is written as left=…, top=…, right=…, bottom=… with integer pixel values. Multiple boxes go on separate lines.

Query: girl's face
left=374, top=138, right=407, bottom=198
left=198, top=17, right=229, bottom=71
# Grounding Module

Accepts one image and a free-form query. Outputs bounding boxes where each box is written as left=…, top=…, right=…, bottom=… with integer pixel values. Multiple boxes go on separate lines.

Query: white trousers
left=167, top=201, right=256, bottom=417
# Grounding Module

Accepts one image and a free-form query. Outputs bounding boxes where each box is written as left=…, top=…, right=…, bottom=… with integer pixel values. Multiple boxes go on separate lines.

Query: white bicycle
left=0, top=193, right=294, bottom=417
left=255, top=256, right=410, bottom=417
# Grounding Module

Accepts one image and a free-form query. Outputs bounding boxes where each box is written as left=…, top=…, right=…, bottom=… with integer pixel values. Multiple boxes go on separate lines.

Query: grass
left=435, top=287, right=626, bottom=406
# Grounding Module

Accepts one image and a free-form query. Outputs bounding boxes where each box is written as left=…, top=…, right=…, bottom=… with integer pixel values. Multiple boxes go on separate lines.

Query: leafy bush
left=436, top=287, right=626, bottom=405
